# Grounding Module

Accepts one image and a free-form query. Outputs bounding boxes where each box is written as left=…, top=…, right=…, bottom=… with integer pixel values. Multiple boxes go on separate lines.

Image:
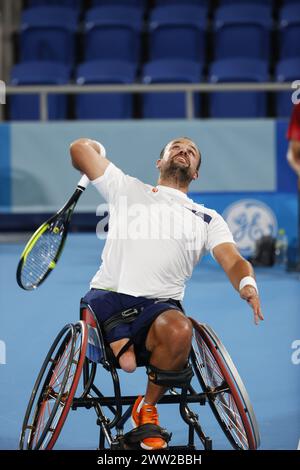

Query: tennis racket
left=16, top=174, right=90, bottom=291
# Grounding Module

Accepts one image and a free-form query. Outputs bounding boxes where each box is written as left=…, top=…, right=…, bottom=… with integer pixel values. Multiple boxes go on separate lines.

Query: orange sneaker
left=131, top=396, right=167, bottom=450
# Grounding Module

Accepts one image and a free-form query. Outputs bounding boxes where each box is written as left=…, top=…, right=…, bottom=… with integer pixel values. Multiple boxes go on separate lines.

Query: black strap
left=103, top=297, right=182, bottom=337
left=103, top=306, right=142, bottom=335
left=116, top=339, right=133, bottom=361
left=147, top=363, right=194, bottom=388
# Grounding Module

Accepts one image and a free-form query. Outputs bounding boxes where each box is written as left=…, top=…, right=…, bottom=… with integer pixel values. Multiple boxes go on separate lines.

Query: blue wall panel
left=9, top=120, right=276, bottom=213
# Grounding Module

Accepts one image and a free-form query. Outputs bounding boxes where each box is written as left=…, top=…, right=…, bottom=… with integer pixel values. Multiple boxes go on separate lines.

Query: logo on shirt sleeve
left=184, top=206, right=212, bottom=224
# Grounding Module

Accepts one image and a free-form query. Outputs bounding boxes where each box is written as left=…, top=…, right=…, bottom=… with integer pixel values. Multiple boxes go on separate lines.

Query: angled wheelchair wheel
left=189, top=318, right=260, bottom=450
left=19, top=321, right=88, bottom=450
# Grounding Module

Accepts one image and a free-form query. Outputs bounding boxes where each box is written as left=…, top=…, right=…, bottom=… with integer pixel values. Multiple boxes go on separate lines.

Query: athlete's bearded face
left=157, top=139, right=200, bottom=185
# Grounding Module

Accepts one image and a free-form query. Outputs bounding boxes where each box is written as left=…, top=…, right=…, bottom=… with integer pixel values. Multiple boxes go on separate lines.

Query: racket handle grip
left=77, top=174, right=90, bottom=190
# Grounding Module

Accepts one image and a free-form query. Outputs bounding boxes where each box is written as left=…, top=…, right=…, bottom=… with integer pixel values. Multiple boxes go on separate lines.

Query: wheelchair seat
left=80, top=300, right=151, bottom=369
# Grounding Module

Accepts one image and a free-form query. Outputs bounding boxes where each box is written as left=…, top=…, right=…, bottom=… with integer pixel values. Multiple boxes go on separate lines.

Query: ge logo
left=223, top=200, right=277, bottom=257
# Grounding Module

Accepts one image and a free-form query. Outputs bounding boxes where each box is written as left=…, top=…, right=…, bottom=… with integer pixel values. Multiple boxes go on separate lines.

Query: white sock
left=143, top=400, right=156, bottom=408
left=144, top=401, right=155, bottom=406
left=137, top=397, right=156, bottom=414
left=137, top=397, right=145, bottom=414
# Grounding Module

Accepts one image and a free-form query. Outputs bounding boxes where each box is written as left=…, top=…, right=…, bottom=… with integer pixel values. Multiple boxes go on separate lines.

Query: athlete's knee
left=167, top=320, right=192, bottom=355
left=150, top=310, right=193, bottom=350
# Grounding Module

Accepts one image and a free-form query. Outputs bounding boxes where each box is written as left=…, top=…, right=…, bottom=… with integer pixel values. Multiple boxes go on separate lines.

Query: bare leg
left=110, top=338, right=137, bottom=373
left=144, top=310, right=192, bottom=405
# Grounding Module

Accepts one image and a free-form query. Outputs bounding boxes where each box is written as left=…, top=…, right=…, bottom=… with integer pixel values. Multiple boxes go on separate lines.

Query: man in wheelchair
left=69, top=136, right=263, bottom=450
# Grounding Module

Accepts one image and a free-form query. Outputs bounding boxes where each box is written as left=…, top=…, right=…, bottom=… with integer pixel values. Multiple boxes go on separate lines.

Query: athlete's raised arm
left=69, top=138, right=109, bottom=180
left=213, top=242, right=264, bottom=326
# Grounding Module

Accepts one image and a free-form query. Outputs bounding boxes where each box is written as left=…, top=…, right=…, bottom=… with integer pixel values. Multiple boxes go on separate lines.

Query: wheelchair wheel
left=189, top=318, right=260, bottom=450
left=19, top=321, right=88, bottom=450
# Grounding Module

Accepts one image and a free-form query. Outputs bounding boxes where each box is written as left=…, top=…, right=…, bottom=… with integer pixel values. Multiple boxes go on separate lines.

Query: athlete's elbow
left=69, top=140, right=86, bottom=170
left=70, top=138, right=88, bottom=154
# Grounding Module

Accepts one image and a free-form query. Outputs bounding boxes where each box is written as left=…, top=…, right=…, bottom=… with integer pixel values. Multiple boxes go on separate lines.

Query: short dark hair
left=160, top=137, right=201, bottom=170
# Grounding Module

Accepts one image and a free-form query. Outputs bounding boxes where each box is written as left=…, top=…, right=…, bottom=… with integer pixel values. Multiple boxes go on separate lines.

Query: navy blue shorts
left=82, top=289, right=184, bottom=363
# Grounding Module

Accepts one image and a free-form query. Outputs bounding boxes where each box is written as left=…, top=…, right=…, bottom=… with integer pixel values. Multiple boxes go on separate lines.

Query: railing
left=5, top=82, right=296, bottom=121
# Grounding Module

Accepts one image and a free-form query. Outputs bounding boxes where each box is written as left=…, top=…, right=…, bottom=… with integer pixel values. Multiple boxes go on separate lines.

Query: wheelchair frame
left=19, top=301, right=260, bottom=451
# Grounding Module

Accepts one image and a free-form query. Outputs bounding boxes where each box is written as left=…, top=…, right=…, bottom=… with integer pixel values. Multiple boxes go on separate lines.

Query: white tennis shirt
left=90, top=163, right=235, bottom=300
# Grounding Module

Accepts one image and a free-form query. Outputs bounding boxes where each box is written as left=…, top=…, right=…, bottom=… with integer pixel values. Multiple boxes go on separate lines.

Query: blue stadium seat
left=20, top=7, right=78, bottom=65
left=84, top=6, right=143, bottom=62
left=27, top=0, right=82, bottom=8
left=218, top=0, right=272, bottom=5
left=91, top=0, right=146, bottom=9
left=209, top=59, right=268, bottom=118
left=279, top=4, right=300, bottom=59
left=276, top=59, right=300, bottom=117
left=214, top=4, right=272, bottom=60
left=75, top=60, right=136, bottom=119
left=154, top=0, right=208, bottom=5
left=10, top=61, right=70, bottom=121
left=141, top=59, right=202, bottom=118
left=149, top=5, right=207, bottom=61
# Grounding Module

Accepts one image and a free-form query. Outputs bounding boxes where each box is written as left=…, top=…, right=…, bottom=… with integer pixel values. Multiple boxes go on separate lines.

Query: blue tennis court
left=0, top=234, right=299, bottom=450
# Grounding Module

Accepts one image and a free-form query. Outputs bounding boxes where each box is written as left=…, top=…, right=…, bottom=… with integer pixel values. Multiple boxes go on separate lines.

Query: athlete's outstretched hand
left=240, top=286, right=264, bottom=325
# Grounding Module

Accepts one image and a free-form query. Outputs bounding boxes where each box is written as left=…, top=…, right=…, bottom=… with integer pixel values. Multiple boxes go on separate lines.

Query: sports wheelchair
left=19, top=301, right=260, bottom=451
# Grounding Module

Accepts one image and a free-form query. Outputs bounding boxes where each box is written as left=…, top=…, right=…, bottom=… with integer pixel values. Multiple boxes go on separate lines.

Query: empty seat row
left=9, top=58, right=299, bottom=120
left=26, top=0, right=147, bottom=10
left=25, top=1, right=299, bottom=8
left=19, top=4, right=300, bottom=67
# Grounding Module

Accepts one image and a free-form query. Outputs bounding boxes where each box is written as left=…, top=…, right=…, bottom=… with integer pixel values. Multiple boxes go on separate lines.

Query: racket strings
left=21, top=228, right=64, bottom=289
